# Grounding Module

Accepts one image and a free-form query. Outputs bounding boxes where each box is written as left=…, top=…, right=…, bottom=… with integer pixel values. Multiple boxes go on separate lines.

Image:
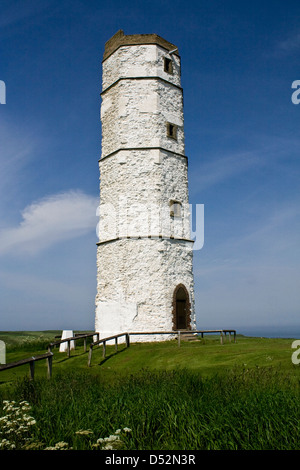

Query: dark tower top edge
left=103, top=29, right=180, bottom=62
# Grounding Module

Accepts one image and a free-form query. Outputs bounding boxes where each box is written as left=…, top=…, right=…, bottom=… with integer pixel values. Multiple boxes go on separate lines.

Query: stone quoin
left=95, top=30, right=196, bottom=341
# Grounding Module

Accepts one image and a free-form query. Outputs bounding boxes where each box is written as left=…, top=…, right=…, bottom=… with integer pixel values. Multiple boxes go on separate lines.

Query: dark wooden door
left=176, top=299, right=187, bottom=329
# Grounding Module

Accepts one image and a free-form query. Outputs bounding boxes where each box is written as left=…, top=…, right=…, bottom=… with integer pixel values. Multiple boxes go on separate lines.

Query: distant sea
left=232, top=325, right=300, bottom=339
left=200, top=325, right=300, bottom=339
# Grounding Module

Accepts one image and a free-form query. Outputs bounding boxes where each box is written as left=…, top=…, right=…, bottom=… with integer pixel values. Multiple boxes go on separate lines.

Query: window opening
left=170, top=200, right=182, bottom=218
left=164, top=57, right=173, bottom=74
left=166, top=122, right=177, bottom=140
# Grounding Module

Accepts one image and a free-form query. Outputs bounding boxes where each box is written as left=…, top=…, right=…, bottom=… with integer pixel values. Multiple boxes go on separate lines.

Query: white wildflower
left=91, top=442, right=101, bottom=449
left=0, top=400, right=37, bottom=450
left=106, top=435, right=120, bottom=442
left=75, top=429, right=93, bottom=436
left=55, top=441, right=69, bottom=449
left=45, top=441, right=69, bottom=450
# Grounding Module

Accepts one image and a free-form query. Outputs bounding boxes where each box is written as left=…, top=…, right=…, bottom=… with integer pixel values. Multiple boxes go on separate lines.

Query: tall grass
left=1, top=366, right=299, bottom=450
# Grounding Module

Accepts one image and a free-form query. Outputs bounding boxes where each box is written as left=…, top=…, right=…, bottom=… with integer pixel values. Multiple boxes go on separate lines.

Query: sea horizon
left=199, top=324, right=300, bottom=339
left=0, top=325, right=299, bottom=340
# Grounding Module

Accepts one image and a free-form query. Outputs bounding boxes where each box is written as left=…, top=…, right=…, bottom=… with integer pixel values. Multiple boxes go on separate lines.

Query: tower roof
left=103, top=30, right=179, bottom=61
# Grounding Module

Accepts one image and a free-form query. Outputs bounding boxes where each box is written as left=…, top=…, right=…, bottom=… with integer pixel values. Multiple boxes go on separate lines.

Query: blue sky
left=0, top=0, right=299, bottom=336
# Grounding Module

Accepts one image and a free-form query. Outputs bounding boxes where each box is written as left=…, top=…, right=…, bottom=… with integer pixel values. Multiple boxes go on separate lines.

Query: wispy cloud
left=190, top=134, right=300, bottom=194
left=277, top=32, right=300, bottom=53
left=0, top=0, right=58, bottom=30
left=193, top=201, right=300, bottom=328
left=235, top=204, right=300, bottom=254
left=0, top=117, right=42, bottom=227
left=0, top=121, right=37, bottom=177
left=0, top=190, right=98, bottom=256
left=267, top=31, right=300, bottom=58
left=207, top=200, right=300, bottom=265
left=190, top=150, right=260, bottom=192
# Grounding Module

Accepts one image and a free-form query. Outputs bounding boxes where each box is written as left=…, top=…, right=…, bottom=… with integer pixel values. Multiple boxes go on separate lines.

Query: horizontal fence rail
left=87, top=329, right=236, bottom=367
left=129, top=329, right=237, bottom=346
left=0, top=352, right=53, bottom=380
left=0, top=329, right=236, bottom=379
left=48, top=332, right=99, bottom=357
left=88, top=333, right=130, bottom=367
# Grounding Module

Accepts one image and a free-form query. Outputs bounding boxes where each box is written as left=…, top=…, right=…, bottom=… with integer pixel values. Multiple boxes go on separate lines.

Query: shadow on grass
left=52, top=350, right=89, bottom=364
left=52, top=344, right=129, bottom=367
left=96, top=346, right=128, bottom=366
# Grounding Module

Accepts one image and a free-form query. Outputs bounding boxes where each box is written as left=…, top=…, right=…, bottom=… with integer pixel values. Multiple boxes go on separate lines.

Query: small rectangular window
left=164, top=57, right=173, bottom=74
left=170, top=201, right=182, bottom=218
left=166, top=122, right=177, bottom=140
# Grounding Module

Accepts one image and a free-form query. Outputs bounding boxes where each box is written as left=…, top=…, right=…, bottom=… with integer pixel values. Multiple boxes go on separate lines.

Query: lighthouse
left=95, top=30, right=196, bottom=341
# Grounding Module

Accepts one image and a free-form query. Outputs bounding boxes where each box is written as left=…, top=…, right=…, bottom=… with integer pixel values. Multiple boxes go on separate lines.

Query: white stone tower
left=95, top=30, right=196, bottom=341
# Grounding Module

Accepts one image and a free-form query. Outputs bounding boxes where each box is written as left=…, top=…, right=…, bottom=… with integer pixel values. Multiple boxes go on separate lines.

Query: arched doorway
left=172, top=284, right=191, bottom=330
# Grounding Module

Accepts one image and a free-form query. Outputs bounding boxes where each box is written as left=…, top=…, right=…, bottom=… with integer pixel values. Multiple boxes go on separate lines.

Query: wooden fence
left=0, top=333, right=97, bottom=381
left=87, top=329, right=236, bottom=367
left=48, top=332, right=99, bottom=357
left=88, top=333, right=130, bottom=367
left=129, top=329, right=236, bottom=345
left=0, top=329, right=236, bottom=378
left=0, top=352, right=53, bottom=380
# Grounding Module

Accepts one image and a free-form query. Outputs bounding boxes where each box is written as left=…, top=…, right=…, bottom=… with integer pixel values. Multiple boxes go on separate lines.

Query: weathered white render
left=95, top=30, right=196, bottom=341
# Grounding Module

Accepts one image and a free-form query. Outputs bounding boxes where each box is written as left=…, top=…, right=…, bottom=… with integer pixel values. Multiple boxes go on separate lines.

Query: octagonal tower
left=95, top=30, right=196, bottom=341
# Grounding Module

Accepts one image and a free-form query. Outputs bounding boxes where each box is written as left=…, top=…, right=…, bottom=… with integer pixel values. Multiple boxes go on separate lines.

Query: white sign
left=0, top=340, right=6, bottom=364
left=59, top=330, right=75, bottom=353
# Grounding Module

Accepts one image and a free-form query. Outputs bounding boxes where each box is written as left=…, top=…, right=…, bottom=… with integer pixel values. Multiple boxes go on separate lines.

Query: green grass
left=0, top=331, right=300, bottom=450
left=2, top=367, right=300, bottom=450
left=1, top=332, right=299, bottom=384
left=0, top=330, right=62, bottom=351
left=0, top=332, right=299, bottom=385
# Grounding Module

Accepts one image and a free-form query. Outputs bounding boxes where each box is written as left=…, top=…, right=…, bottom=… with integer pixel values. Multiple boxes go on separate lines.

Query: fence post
left=126, top=333, right=130, bottom=348
left=29, top=359, right=35, bottom=380
left=103, top=341, right=106, bottom=358
left=115, top=337, right=118, bottom=352
left=67, top=340, right=71, bottom=357
left=88, top=345, right=93, bottom=367
left=84, top=337, right=87, bottom=353
left=178, top=331, right=181, bottom=347
left=47, top=354, right=53, bottom=379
